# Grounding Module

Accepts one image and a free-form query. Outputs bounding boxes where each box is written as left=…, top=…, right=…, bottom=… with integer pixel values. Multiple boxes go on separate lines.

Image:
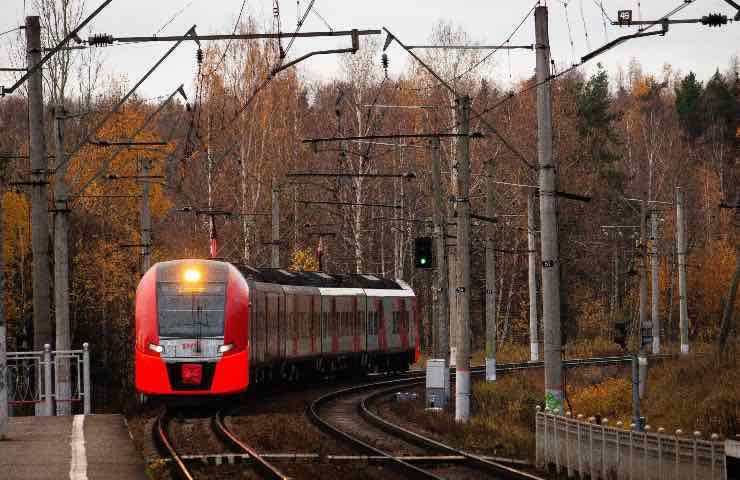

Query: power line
left=208, top=0, right=250, bottom=75
left=450, top=1, right=538, bottom=83
left=468, top=0, right=696, bottom=127
left=153, top=0, right=195, bottom=36
left=0, top=26, right=22, bottom=38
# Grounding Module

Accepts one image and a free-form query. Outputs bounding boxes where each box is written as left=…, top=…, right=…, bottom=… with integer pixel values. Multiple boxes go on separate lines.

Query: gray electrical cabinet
left=425, top=358, right=449, bottom=409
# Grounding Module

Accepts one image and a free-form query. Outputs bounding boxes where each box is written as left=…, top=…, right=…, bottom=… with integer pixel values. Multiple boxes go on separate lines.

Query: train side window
left=392, top=311, right=399, bottom=334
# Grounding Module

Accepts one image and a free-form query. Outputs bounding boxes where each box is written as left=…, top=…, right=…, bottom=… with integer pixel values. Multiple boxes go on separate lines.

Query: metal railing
left=5, top=343, right=90, bottom=416
left=536, top=409, right=726, bottom=480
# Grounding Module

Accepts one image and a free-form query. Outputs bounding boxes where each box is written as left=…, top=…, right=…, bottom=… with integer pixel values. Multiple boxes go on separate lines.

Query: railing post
left=555, top=414, right=561, bottom=474
left=601, top=421, right=607, bottom=480
left=658, top=427, right=665, bottom=480
left=616, top=422, right=623, bottom=478
left=693, top=431, right=700, bottom=480
left=535, top=407, right=541, bottom=467
left=589, top=417, right=595, bottom=479
left=577, top=414, right=584, bottom=477
left=710, top=433, right=718, bottom=480
left=644, top=427, right=649, bottom=480
left=675, top=430, right=682, bottom=479
left=565, top=412, right=573, bottom=478
left=83, top=343, right=91, bottom=415
left=630, top=424, right=635, bottom=480
left=43, top=344, right=53, bottom=416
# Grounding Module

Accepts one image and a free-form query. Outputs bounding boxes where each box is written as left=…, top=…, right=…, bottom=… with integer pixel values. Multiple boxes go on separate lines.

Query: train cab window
left=157, top=283, right=226, bottom=338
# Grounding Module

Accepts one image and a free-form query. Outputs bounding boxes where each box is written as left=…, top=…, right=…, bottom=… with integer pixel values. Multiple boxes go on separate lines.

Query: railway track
left=307, top=354, right=667, bottom=479
left=154, top=410, right=290, bottom=480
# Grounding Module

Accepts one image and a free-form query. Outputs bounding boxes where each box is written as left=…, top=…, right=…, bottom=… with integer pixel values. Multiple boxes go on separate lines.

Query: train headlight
left=183, top=268, right=202, bottom=283
left=218, top=343, right=234, bottom=354
left=148, top=343, right=164, bottom=353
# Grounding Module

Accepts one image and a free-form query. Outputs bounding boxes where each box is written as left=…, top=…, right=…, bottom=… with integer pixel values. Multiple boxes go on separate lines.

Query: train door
left=397, top=297, right=409, bottom=351
left=377, top=297, right=388, bottom=351
left=254, top=291, right=266, bottom=364
left=265, top=291, right=281, bottom=361
left=337, top=297, right=349, bottom=353
left=311, top=294, right=319, bottom=355
left=409, top=296, right=419, bottom=360
left=366, top=297, right=379, bottom=352
left=285, top=291, right=296, bottom=359
left=321, top=295, right=331, bottom=354
left=386, top=297, right=401, bottom=351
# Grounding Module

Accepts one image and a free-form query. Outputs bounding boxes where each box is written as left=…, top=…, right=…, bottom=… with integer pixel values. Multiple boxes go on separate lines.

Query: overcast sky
left=1, top=0, right=739, bottom=99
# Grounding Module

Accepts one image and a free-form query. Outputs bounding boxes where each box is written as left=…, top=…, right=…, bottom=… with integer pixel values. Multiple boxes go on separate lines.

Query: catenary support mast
left=454, top=96, right=472, bottom=422
left=485, top=160, right=497, bottom=381
left=528, top=191, right=539, bottom=361
left=27, top=16, right=52, bottom=354
left=535, top=6, right=563, bottom=413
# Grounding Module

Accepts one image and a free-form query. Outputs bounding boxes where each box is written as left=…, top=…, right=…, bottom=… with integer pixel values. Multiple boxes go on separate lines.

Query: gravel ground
left=127, top=375, right=415, bottom=479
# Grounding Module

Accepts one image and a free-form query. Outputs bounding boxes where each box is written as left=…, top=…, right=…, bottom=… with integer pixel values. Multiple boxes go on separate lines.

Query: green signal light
left=420, top=258, right=427, bottom=265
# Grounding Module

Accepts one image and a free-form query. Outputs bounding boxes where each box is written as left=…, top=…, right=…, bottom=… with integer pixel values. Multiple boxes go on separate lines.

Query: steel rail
left=361, top=383, right=545, bottom=480
left=308, top=354, right=672, bottom=479
left=213, top=411, right=291, bottom=480
left=154, top=412, right=195, bottom=480
left=308, top=378, right=447, bottom=480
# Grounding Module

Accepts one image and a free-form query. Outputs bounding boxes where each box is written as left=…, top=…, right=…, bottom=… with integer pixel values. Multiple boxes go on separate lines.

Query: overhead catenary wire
left=578, top=0, right=592, bottom=51
left=562, top=1, right=577, bottom=66
left=0, top=26, right=22, bottom=38
left=153, top=0, right=195, bottom=36
left=449, top=1, right=538, bottom=83
left=208, top=0, right=250, bottom=75
left=468, top=0, right=697, bottom=127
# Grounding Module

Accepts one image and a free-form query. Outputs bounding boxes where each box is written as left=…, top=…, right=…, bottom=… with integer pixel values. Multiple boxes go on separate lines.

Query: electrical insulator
left=196, top=48, right=204, bottom=65
left=88, top=33, right=113, bottom=46
left=701, top=13, right=728, bottom=27
left=381, top=53, right=389, bottom=78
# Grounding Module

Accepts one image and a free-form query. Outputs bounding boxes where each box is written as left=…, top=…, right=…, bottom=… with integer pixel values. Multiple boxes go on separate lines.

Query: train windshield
left=157, top=283, right=226, bottom=338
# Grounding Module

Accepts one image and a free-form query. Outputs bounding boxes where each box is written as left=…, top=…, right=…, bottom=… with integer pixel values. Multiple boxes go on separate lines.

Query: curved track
left=154, top=410, right=291, bottom=480
left=307, top=354, right=663, bottom=480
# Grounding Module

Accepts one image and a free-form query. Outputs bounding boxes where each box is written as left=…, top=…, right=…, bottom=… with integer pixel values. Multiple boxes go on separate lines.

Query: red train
left=135, top=259, right=419, bottom=397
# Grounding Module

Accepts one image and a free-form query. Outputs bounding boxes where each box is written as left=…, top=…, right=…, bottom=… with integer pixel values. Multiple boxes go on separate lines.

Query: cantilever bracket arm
left=581, top=23, right=667, bottom=64
left=1, top=0, right=114, bottom=95
left=722, top=0, right=740, bottom=20
left=272, top=29, right=361, bottom=75
left=382, top=27, right=457, bottom=97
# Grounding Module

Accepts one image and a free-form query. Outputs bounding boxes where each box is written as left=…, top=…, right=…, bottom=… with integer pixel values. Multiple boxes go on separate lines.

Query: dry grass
left=406, top=340, right=738, bottom=463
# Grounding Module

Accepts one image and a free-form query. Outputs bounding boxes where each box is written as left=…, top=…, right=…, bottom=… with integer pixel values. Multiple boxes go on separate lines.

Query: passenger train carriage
left=135, top=259, right=418, bottom=397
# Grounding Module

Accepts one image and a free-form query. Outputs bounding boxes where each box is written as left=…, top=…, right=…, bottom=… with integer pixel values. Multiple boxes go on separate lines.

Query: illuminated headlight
left=218, top=343, right=235, bottom=354
left=148, top=343, right=164, bottom=353
left=183, top=268, right=202, bottom=283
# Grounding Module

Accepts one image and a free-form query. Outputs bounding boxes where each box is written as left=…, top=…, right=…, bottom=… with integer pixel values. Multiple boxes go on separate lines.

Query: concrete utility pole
left=272, top=185, right=280, bottom=268
left=1, top=193, right=7, bottom=438
left=612, top=242, right=620, bottom=316
left=535, top=6, right=563, bottom=414
left=140, top=158, right=152, bottom=274
left=527, top=192, right=539, bottom=362
left=429, top=138, right=449, bottom=364
left=650, top=211, right=661, bottom=353
left=454, top=95, right=472, bottom=423
left=485, top=160, right=497, bottom=381
left=639, top=199, right=648, bottom=353
left=53, top=105, right=71, bottom=416
left=676, top=187, right=689, bottom=354
left=27, top=16, right=52, bottom=353
left=448, top=250, right=457, bottom=367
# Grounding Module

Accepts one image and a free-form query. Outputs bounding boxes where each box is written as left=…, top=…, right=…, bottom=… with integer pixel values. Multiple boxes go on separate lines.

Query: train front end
left=135, top=259, right=249, bottom=397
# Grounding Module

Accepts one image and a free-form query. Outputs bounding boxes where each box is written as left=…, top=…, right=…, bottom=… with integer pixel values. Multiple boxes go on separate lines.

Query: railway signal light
left=414, top=237, right=433, bottom=269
